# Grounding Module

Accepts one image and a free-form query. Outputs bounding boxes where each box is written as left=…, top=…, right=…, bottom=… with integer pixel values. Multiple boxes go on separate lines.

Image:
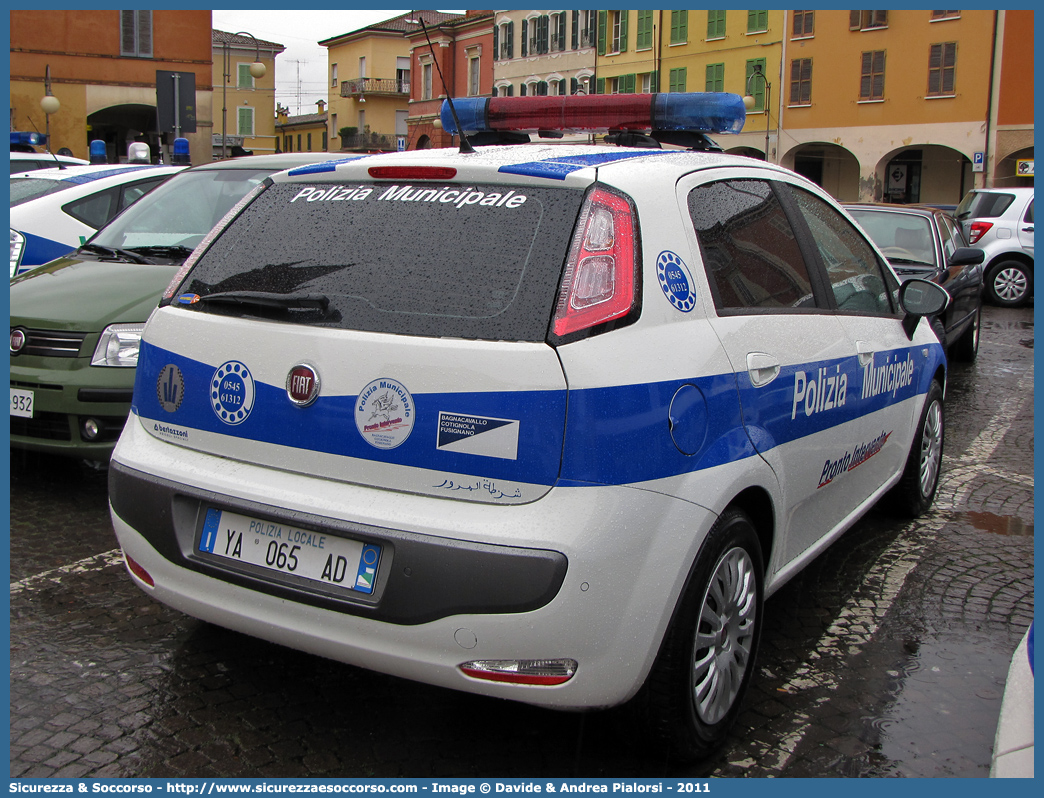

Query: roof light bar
left=441, top=93, right=746, bottom=136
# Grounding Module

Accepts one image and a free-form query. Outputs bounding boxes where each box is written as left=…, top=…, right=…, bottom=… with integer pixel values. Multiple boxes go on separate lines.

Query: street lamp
left=221, top=31, right=267, bottom=159
left=40, top=64, right=60, bottom=152
left=743, top=64, right=772, bottom=162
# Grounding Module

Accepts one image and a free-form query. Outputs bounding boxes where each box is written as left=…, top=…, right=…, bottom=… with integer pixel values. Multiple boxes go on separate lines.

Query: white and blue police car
left=108, top=93, right=951, bottom=760
left=10, top=161, right=182, bottom=277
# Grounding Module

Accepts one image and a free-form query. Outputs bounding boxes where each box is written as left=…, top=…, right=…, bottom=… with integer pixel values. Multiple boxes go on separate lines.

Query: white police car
left=10, top=162, right=182, bottom=276
left=109, top=93, right=950, bottom=759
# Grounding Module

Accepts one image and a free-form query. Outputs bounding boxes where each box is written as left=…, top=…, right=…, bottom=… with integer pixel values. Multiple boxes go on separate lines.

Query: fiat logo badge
left=10, top=329, right=26, bottom=354
left=286, top=364, right=320, bottom=407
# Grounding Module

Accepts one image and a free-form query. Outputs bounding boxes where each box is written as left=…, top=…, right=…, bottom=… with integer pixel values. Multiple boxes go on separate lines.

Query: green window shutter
left=671, top=11, right=688, bottom=44
left=506, top=22, right=514, bottom=58
left=237, top=107, right=254, bottom=136
left=636, top=10, right=652, bottom=49
left=622, top=74, right=636, bottom=94
left=748, top=10, right=768, bottom=33
left=650, top=70, right=659, bottom=92
left=706, top=63, right=724, bottom=92
left=619, top=11, right=628, bottom=52
left=572, top=11, right=579, bottom=50
left=597, top=11, right=607, bottom=55
left=669, top=68, right=687, bottom=93
left=596, top=77, right=606, bottom=95
left=492, top=25, right=499, bottom=61
left=707, top=10, right=726, bottom=39
left=521, top=19, right=528, bottom=57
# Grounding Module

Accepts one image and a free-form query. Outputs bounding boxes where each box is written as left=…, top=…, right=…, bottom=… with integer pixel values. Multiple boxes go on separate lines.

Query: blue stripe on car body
left=133, top=339, right=941, bottom=489
left=59, top=165, right=163, bottom=184
left=498, top=151, right=672, bottom=180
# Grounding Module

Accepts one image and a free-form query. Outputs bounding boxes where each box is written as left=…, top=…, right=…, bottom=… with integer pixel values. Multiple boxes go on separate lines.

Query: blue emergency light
left=440, top=93, right=747, bottom=136
left=172, top=137, right=191, bottom=165
left=89, top=140, right=107, bottom=164
left=11, top=131, right=47, bottom=147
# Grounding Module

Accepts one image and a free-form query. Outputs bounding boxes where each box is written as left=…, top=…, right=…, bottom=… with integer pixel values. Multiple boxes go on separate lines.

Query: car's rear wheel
left=985, top=260, right=1032, bottom=307
left=889, top=379, right=944, bottom=517
left=951, top=305, right=980, bottom=362
left=643, top=508, right=763, bottom=762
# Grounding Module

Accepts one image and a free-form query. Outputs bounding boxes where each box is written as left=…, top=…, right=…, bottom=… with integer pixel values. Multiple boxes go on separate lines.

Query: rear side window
left=63, top=187, right=119, bottom=228
left=179, top=181, right=586, bottom=342
left=956, top=191, right=1014, bottom=219
left=9, top=178, right=73, bottom=206
left=688, top=179, right=815, bottom=311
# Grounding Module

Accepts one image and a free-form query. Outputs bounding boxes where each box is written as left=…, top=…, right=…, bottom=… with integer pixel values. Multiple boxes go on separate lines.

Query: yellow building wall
left=326, top=34, right=411, bottom=149
left=212, top=46, right=281, bottom=155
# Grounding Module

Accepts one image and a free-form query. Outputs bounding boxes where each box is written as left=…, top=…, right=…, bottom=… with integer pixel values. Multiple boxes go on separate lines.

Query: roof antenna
left=27, top=115, right=66, bottom=170
left=410, top=15, right=474, bottom=154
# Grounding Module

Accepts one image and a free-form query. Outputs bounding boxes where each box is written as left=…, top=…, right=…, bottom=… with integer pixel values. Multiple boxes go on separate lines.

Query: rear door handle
left=856, top=341, right=875, bottom=367
left=746, top=352, right=780, bottom=387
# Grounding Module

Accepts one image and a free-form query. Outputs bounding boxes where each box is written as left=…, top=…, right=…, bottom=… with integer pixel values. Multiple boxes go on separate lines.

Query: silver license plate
left=11, top=388, right=33, bottom=418
left=198, top=509, right=380, bottom=594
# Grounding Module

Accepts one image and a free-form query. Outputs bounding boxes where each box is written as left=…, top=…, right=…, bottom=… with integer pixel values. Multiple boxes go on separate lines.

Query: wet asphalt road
left=9, top=304, right=1034, bottom=779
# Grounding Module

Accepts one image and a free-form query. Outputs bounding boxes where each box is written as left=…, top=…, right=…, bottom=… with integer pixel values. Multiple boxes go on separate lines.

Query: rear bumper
left=109, top=460, right=568, bottom=625
left=109, top=413, right=723, bottom=709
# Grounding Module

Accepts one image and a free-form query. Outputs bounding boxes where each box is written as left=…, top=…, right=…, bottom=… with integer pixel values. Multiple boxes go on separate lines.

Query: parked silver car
left=955, top=187, right=1034, bottom=307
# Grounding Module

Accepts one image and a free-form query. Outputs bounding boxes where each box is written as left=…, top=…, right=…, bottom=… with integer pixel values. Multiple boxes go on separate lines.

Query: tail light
left=125, top=553, right=155, bottom=587
left=460, top=658, right=577, bottom=686
left=968, top=220, right=994, bottom=244
left=550, top=186, right=640, bottom=342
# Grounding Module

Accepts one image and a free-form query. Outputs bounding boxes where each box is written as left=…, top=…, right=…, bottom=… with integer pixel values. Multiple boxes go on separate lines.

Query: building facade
left=406, top=11, right=494, bottom=150
left=321, top=11, right=457, bottom=154
left=585, top=11, right=785, bottom=158
left=492, top=10, right=597, bottom=99
left=990, top=9, right=1034, bottom=188
left=10, top=9, right=213, bottom=164
left=276, top=100, right=329, bottom=154
left=211, top=30, right=284, bottom=159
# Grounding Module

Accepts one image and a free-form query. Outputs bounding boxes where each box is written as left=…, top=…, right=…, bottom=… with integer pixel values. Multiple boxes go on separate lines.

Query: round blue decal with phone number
left=657, top=250, right=696, bottom=313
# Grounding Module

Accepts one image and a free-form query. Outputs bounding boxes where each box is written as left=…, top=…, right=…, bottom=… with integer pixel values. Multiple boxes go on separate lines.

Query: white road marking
left=10, top=548, right=124, bottom=596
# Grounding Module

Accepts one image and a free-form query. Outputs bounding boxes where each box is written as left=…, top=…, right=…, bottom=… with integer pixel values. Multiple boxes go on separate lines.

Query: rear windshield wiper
left=195, top=291, right=329, bottom=310
left=126, top=245, right=196, bottom=261
left=79, top=242, right=150, bottom=264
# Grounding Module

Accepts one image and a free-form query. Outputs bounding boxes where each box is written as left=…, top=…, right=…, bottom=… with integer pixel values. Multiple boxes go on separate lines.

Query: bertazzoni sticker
left=437, top=412, right=519, bottom=460
left=356, top=378, right=414, bottom=449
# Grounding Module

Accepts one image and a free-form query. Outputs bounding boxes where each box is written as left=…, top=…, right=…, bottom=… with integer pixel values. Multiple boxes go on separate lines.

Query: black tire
left=930, top=317, right=946, bottom=348
left=985, top=260, right=1032, bottom=307
left=889, top=379, right=944, bottom=517
left=951, top=305, right=981, bottom=363
left=643, top=508, right=764, bottom=762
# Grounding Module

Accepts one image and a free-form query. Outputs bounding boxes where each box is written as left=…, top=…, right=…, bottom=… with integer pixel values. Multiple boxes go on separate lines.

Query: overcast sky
left=213, top=9, right=462, bottom=116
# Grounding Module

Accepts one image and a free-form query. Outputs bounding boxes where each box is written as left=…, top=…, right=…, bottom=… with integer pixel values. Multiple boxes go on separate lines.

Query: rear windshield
left=956, top=191, right=1014, bottom=219
left=178, top=181, right=585, bottom=342
left=9, top=177, right=74, bottom=207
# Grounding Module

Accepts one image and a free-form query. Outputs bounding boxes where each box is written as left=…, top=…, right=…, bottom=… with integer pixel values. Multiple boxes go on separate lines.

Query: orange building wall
left=11, top=10, right=212, bottom=88
left=996, top=9, right=1034, bottom=127
left=782, top=10, right=995, bottom=131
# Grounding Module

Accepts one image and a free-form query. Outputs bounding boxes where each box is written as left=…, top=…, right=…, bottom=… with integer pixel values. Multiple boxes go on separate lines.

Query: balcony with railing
left=340, top=78, right=410, bottom=98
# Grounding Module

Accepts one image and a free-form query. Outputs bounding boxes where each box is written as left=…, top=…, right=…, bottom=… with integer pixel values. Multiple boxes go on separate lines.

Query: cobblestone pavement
left=9, top=305, right=1033, bottom=779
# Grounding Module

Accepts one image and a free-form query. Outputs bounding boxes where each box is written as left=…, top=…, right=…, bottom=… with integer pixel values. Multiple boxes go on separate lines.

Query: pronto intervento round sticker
left=355, top=377, right=415, bottom=450
left=210, top=361, right=255, bottom=425
left=657, top=250, right=697, bottom=313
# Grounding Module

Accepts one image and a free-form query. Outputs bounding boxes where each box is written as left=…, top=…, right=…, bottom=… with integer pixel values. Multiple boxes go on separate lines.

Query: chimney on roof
left=317, top=99, right=326, bottom=113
